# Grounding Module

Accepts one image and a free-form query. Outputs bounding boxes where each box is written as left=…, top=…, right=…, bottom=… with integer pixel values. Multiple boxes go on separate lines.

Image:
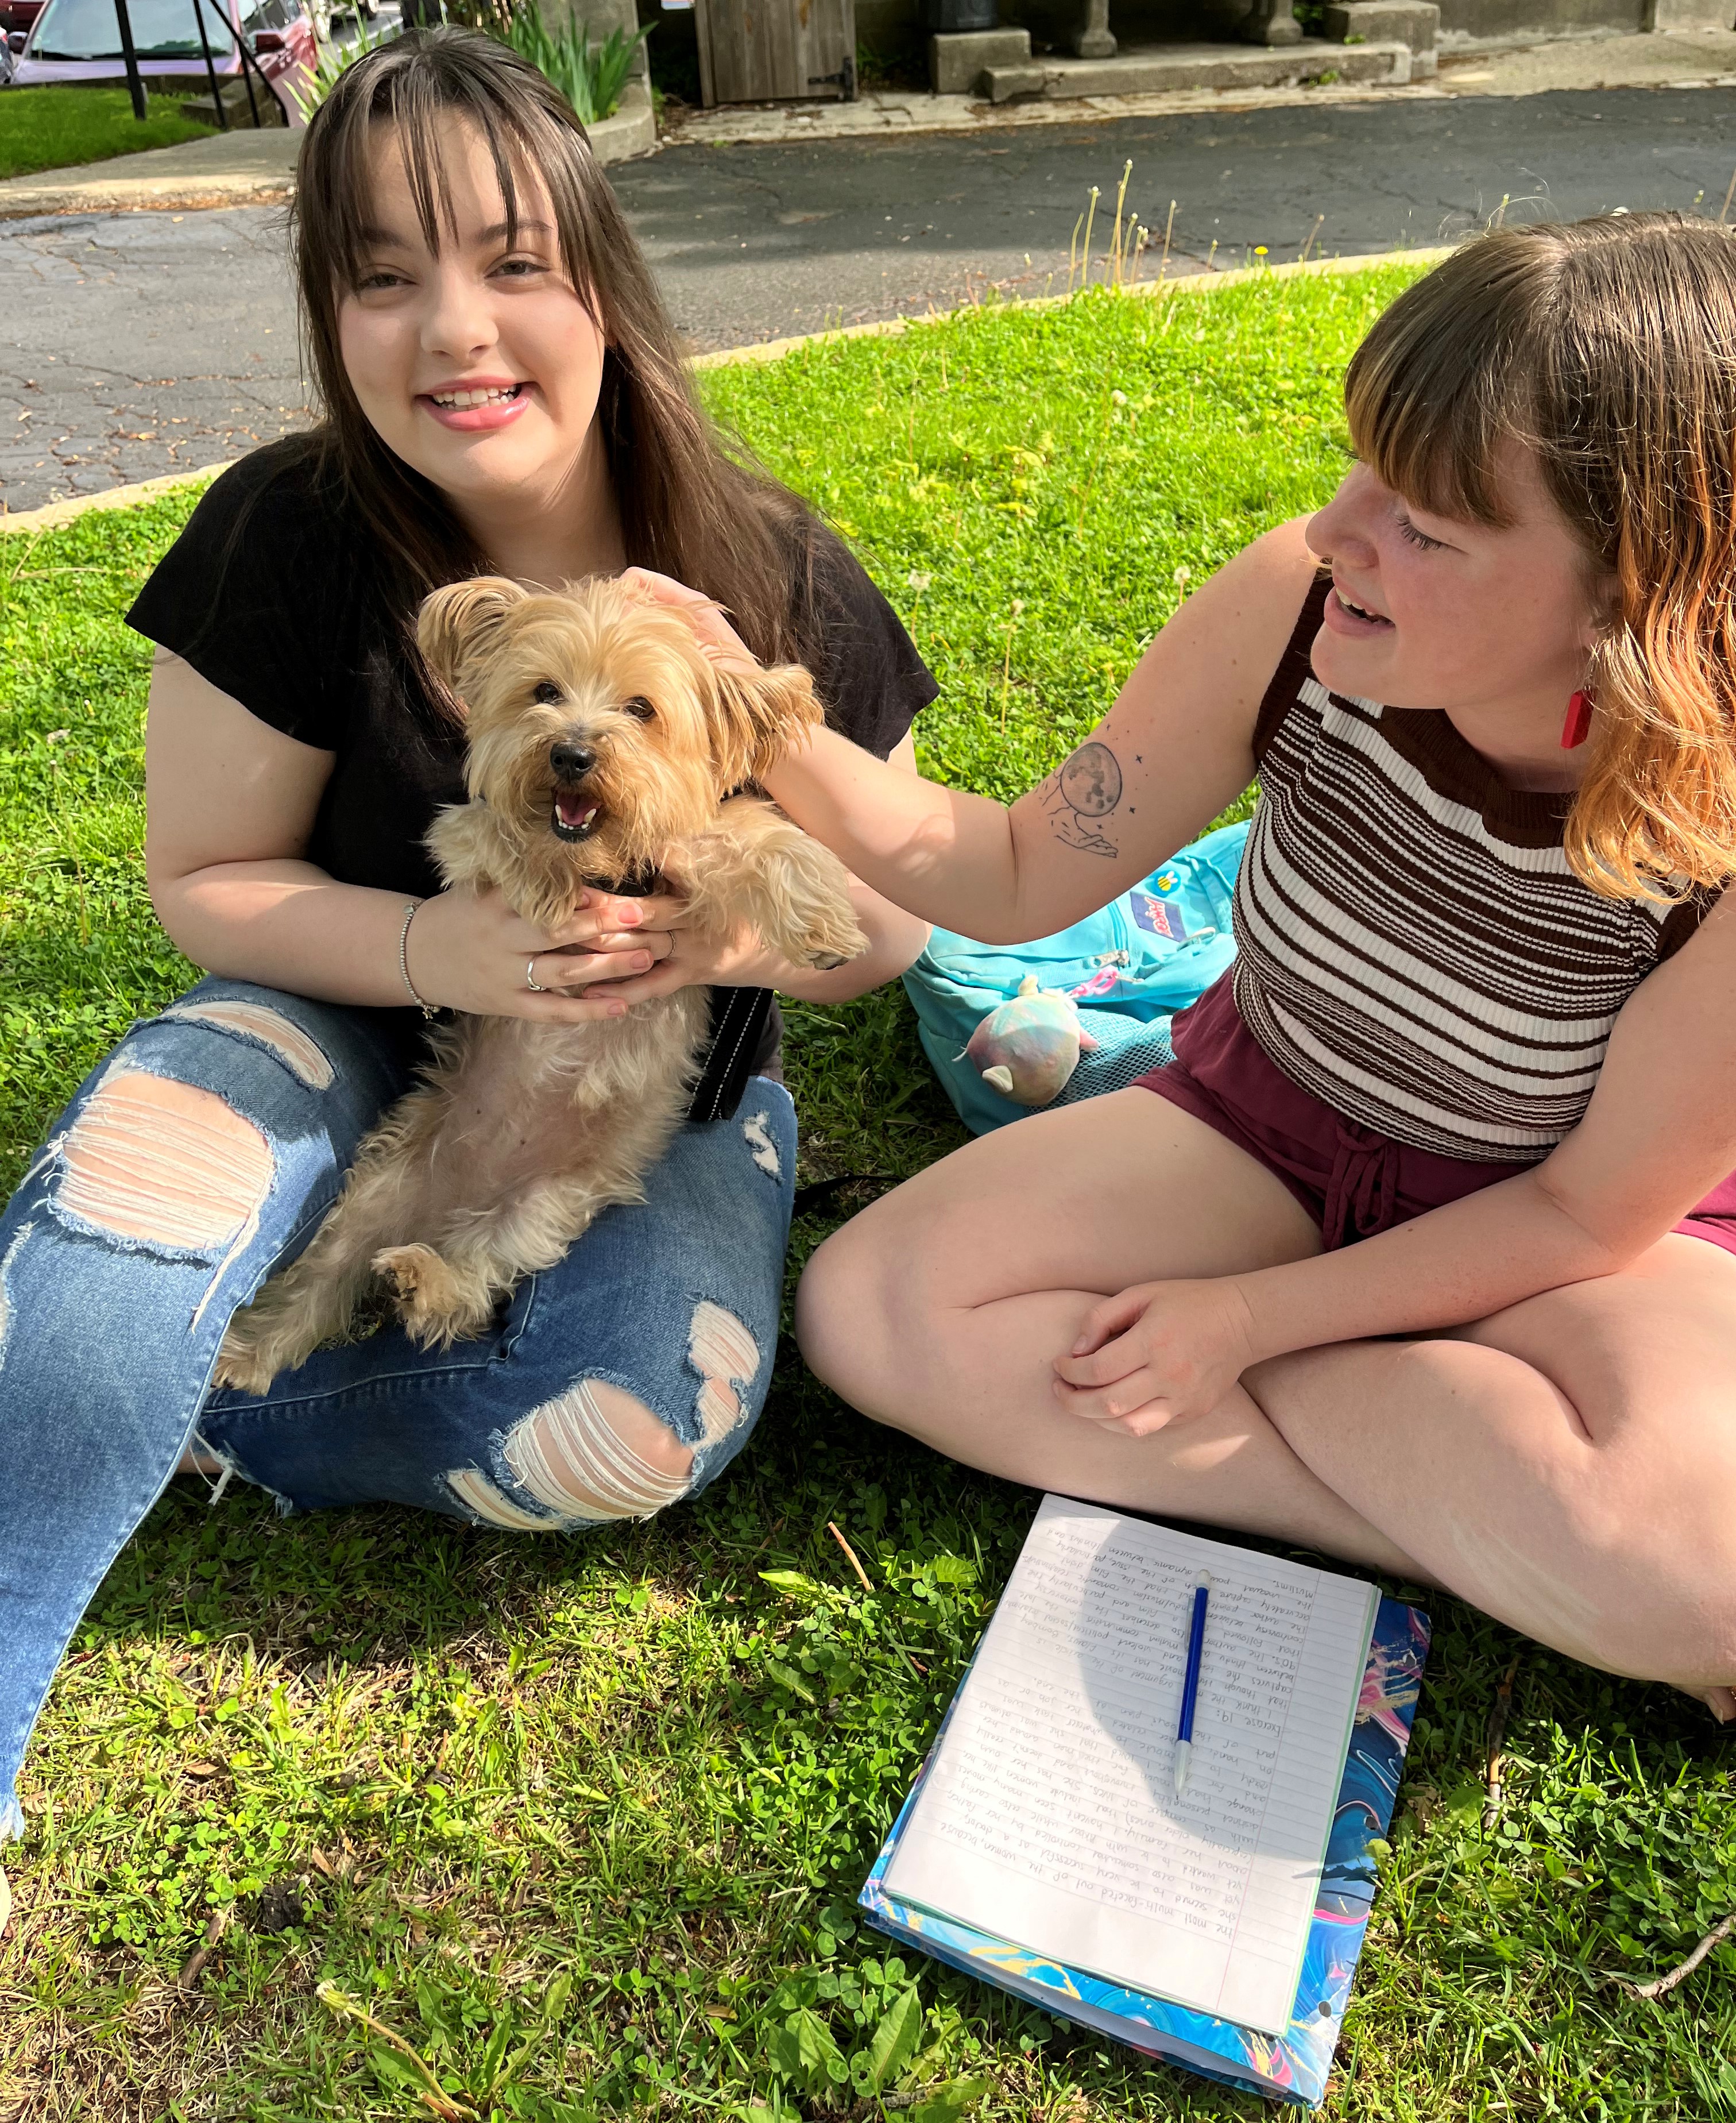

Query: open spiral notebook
left=860, top=1496, right=1429, bottom=2106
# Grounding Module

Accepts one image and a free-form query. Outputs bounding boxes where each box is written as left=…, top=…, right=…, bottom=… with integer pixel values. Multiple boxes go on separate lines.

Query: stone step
left=1325, top=0, right=1440, bottom=54
left=983, top=36, right=1417, bottom=102
left=179, top=78, right=287, bottom=127
left=929, top=25, right=1032, bottom=95
left=982, top=60, right=1050, bottom=99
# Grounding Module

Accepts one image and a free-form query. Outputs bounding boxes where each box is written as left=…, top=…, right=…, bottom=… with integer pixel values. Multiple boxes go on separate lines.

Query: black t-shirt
left=127, top=442, right=937, bottom=1122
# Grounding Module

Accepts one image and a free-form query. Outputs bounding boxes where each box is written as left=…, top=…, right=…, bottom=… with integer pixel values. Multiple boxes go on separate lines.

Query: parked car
left=2, top=0, right=43, bottom=76
left=0, top=0, right=44, bottom=43
left=13, top=0, right=319, bottom=121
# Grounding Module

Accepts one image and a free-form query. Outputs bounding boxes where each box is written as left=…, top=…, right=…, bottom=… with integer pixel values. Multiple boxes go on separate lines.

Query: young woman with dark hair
left=0, top=27, right=932, bottom=1924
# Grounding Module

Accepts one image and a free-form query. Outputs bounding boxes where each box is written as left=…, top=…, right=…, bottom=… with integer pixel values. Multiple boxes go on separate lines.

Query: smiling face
left=335, top=113, right=610, bottom=531
left=415, top=576, right=823, bottom=893
left=1304, top=450, right=1610, bottom=778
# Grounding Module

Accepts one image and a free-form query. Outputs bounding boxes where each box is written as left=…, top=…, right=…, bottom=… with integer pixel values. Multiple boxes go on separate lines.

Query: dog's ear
left=416, top=576, right=530, bottom=702
left=712, top=661, right=824, bottom=788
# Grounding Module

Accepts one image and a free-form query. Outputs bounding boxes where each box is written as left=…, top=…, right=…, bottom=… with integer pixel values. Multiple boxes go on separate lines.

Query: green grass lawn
left=0, top=85, right=216, bottom=182
left=3, top=265, right=1735, bottom=2121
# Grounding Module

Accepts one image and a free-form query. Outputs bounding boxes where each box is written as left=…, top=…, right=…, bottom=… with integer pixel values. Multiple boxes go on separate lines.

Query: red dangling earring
left=1561, top=689, right=1594, bottom=750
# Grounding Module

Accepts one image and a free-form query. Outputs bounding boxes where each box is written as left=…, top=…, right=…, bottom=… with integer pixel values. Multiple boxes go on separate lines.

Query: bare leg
left=797, top=1089, right=1426, bottom=1575
left=1246, top=1235, right=1736, bottom=1701
left=800, top=1085, right=1736, bottom=1699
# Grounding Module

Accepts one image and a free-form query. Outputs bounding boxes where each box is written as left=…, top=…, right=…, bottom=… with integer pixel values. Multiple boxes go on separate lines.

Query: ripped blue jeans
left=0, top=976, right=797, bottom=1843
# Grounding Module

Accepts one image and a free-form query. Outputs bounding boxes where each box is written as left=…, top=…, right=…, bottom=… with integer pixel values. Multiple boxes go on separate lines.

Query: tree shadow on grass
left=72, top=1324, right=1004, bottom=1678
left=75, top=1323, right=1733, bottom=1781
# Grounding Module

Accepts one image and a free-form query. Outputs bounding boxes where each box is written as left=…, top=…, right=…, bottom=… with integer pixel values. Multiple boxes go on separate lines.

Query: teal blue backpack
left=900, top=820, right=1248, bottom=1135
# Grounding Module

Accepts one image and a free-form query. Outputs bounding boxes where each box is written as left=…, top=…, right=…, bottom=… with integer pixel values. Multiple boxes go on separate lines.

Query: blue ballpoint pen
left=1172, top=1574, right=1211, bottom=1796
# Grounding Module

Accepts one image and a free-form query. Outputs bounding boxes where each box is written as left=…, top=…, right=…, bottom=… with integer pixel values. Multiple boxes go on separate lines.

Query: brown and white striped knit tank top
left=1232, top=577, right=1708, bottom=1161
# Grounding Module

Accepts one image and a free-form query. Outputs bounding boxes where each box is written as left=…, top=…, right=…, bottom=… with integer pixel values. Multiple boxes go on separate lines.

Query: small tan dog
left=214, top=575, right=866, bottom=1395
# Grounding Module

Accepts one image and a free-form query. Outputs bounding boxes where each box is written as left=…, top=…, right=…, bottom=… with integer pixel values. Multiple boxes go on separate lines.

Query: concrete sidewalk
left=0, top=129, right=302, bottom=221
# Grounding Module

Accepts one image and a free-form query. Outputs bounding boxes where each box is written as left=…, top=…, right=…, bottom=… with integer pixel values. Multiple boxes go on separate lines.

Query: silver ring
left=525, top=958, right=551, bottom=994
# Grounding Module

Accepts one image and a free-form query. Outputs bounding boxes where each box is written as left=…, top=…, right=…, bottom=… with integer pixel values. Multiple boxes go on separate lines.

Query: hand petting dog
left=401, top=569, right=874, bottom=1014
left=401, top=570, right=820, bottom=1020
left=619, top=566, right=763, bottom=677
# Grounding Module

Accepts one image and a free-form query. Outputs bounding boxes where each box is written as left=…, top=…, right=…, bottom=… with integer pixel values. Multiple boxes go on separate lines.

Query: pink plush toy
left=963, top=975, right=1100, bottom=1107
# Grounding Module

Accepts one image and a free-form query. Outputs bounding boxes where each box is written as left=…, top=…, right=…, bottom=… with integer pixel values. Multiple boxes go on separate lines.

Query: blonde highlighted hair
left=1345, top=213, right=1736, bottom=901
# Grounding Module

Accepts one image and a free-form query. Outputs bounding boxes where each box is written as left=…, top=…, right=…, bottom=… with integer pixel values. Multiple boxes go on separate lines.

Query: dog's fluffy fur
left=214, top=576, right=866, bottom=1395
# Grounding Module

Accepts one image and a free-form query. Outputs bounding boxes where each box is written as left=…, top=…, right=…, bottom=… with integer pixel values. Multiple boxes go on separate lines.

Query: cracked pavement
left=6, top=84, right=1736, bottom=512
left=3, top=204, right=305, bottom=508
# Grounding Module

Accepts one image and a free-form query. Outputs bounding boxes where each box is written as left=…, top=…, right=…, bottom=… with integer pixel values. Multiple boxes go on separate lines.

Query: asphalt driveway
left=5, top=84, right=1735, bottom=509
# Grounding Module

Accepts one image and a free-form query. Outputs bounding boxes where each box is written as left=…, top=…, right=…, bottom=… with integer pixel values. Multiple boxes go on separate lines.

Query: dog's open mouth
left=552, top=789, right=601, bottom=842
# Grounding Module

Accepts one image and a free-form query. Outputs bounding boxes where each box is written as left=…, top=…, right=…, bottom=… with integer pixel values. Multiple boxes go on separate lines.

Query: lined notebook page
left=881, top=1496, right=1378, bottom=2036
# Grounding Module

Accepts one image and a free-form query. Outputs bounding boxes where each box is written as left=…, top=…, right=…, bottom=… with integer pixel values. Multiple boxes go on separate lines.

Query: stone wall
left=1435, top=0, right=1642, bottom=44
left=844, top=0, right=1729, bottom=57
left=557, top=0, right=651, bottom=68
left=639, top=0, right=1734, bottom=91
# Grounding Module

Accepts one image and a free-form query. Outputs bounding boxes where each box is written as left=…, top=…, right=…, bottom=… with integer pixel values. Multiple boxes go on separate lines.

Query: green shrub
left=282, top=4, right=647, bottom=128
left=495, top=0, right=650, bottom=124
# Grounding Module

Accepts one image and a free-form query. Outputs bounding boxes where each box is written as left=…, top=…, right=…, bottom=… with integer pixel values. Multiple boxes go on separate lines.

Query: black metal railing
left=107, top=0, right=277, bottom=126
left=186, top=0, right=280, bottom=126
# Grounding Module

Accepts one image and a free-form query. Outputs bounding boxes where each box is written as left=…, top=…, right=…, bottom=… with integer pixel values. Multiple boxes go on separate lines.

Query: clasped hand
left=1050, top=1277, right=1261, bottom=1435
left=404, top=882, right=772, bottom=1021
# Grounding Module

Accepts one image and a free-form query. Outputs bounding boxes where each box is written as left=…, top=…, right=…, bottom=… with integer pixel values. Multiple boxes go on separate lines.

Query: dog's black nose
left=550, top=741, right=595, bottom=781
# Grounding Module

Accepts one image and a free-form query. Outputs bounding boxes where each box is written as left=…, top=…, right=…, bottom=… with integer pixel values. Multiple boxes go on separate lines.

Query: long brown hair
left=1344, top=213, right=1736, bottom=901
left=287, top=27, right=809, bottom=664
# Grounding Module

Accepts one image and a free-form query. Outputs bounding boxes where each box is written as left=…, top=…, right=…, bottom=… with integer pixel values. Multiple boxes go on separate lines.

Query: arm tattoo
left=1038, top=740, right=1123, bottom=858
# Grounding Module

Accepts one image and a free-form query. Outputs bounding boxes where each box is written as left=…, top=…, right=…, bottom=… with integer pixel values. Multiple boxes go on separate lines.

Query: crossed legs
left=796, top=1088, right=1736, bottom=1709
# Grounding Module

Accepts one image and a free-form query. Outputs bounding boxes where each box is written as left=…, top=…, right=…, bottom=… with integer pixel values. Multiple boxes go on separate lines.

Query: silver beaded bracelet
left=398, top=898, right=438, bottom=1018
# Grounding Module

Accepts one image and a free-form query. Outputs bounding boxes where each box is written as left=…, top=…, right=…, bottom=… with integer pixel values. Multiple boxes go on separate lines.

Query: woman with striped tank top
left=648, top=214, right=1736, bottom=1713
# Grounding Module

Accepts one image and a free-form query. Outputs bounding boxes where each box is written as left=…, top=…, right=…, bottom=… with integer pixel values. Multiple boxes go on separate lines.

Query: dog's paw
left=794, top=913, right=871, bottom=972
left=212, top=1327, right=278, bottom=1398
left=374, top=1242, right=456, bottom=1330
left=374, top=1244, right=492, bottom=1349
left=211, top=1352, right=274, bottom=1396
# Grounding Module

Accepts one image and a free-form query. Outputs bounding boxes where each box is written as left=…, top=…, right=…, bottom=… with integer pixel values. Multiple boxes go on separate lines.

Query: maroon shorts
left=1136, top=975, right=1736, bottom=1259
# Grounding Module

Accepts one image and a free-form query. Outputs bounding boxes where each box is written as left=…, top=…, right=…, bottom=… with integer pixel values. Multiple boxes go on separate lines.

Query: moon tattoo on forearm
left=1039, top=740, right=1124, bottom=857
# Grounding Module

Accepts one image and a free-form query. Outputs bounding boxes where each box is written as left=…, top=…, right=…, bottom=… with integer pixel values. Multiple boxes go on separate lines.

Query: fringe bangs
left=285, top=29, right=810, bottom=683
left=1350, top=216, right=1736, bottom=900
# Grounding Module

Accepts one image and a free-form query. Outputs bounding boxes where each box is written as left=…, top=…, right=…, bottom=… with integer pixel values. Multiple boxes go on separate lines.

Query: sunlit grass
left=2, top=268, right=1734, bottom=2121
left=0, top=85, right=218, bottom=182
